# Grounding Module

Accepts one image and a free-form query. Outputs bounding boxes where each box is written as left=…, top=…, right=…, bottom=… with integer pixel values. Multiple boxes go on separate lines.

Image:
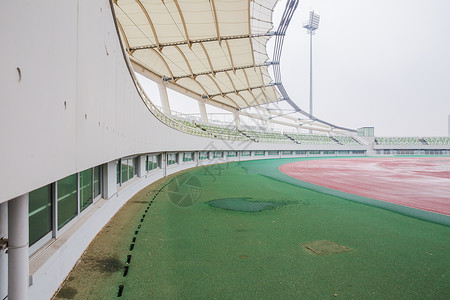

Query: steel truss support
left=130, top=32, right=281, bottom=51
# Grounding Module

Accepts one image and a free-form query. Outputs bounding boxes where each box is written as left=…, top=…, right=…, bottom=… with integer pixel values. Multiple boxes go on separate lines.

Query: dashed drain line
left=117, top=180, right=172, bottom=297
left=117, top=285, right=124, bottom=297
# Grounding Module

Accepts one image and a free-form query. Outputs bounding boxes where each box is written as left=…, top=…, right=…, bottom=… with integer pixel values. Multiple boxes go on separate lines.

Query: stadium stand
left=286, top=133, right=337, bottom=145
left=422, top=137, right=450, bottom=145
left=194, top=122, right=249, bottom=141
left=332, top=135, right=362, bottom=145
left=375, top=137, right=424, bottom=145
left=240, top=130, right=294, bottom=143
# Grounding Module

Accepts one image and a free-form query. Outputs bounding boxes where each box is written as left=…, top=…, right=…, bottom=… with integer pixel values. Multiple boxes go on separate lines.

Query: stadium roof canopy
left=113, top=0, right=355, bottom=133
left=114, top=0, right=281, bottom=111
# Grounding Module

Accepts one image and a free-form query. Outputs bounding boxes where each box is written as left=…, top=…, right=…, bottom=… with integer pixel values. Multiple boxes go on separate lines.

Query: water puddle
left=206, top=198, right=288, bottom=212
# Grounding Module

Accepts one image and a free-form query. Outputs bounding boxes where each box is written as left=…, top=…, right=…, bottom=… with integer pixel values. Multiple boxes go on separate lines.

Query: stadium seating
left=422, top=137, right=450, bottom=145
left=332, top=136, right=362, bottom=145
left=240, top=130, right=294, bottom=143
left=375, top=137, right=423, bottom=145
left=286, top=133, right=337, bottom=145
left=195, top=122, right=249, bottom=141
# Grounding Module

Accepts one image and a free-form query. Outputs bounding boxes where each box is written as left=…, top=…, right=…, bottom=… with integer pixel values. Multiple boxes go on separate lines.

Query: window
left=227, top=151, right=237, bottom=157
left=282, top=151, right=292, bottom=156
left=119, top=158, right=136, bottom=184
left=168, top=153, right=178, bottom=165
left=199, top=152, right=208, bottom=160
left=309, top=150, right=320, bottom=155
left=253, top=151, right=265, bottom=156
left=241, top=151, right=251, bottom=157
left=94, top=166, right=101, bottom=198
left=213, top=151, right=223, bottom=158
left=57, top=174, right=78, bottom=229
left=338, top=150, right=349, bottom=155
left=121, top=159, right=128, bottom=183
left=147, top=154, right=160, bottom=171
left=29, top=184, right=52, bottom=246
left=29, top=164, right=103, bottom=244
left=80, top=169, right=93, bottom=212
left=268, top=151, right=278, bottom=156
left=294, top=151, right=306, bottom=155
left=116, top=160, right=120, bottom=185
left=183, top=152, right=193, bottom=162
left=128, top=158, right=135, bottom=180
left=323, top=150, right=335, bottom=155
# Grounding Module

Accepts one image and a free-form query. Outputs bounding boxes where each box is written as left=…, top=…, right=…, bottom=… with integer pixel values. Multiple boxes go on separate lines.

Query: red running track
left=279, top=157, right=450, bottom=215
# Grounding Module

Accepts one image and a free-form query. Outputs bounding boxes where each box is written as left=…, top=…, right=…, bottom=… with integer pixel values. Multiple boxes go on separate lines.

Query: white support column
left=8, top=194, right=29, bottom=300
left=157, top=83, right=171, bottom=115
left=0, top=202, right=8, bottom=300
left=198, top=101, right=208, bottom=123
left=162, top=153, right=167, bottom=177
left=103, top=161, right=118, bottom=199
left=296, top=126, right=301, bottom=133
left=138, top=155, right=146, bottom=178
left=233, top=111, right=241, bottom=128
left=265, top=119, right=272, bottom=130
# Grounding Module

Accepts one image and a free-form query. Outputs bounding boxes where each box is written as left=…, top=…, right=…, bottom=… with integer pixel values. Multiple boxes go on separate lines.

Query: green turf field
left=55, top=157, right=450, bottom=299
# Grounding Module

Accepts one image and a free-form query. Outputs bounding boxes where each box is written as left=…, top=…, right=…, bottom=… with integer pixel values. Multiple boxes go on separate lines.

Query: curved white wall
left=0, top=0, right=366, bottom=205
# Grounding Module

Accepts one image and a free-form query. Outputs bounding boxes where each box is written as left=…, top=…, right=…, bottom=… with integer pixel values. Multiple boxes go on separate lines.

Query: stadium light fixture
left=303, top=11, right=320, bottom=133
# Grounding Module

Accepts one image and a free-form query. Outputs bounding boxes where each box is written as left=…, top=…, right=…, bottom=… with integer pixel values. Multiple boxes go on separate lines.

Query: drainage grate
left=302, top=240, right=352, bottom=255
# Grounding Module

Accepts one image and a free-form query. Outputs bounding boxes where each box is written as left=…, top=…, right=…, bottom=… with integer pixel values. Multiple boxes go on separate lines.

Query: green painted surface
left=56, top=157, right=450, bottom=300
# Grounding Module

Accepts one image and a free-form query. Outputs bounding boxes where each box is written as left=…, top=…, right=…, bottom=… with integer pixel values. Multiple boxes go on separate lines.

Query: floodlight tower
left=303, top=11, right=320, bottom=132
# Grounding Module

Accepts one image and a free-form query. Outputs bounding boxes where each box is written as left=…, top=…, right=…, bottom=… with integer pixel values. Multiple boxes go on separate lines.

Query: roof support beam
left=207, top=84, right=276, bottom=98
left=173, top=45, right=194, bottom=76
left=116, top=19, right=131, bottom=53
left=210, top=0, right=221, bottom=45
left=134, top=0, right=161, bottom=50
left=204, top=74, right=225, bottom=96
left=247, top=0, right=256, bottom=66
left=151, top=48, right=174, bottom=78
left=163, top=62, right=277, bottom=81
left=129, top=32, right=278, bottom=51
left=131, top=59, right=238, bottom=111
left=168, top=0, right=192, bottom=47
left=199, top=42, right=215, bottom=74
left=225, top=40, right=236, bottom=73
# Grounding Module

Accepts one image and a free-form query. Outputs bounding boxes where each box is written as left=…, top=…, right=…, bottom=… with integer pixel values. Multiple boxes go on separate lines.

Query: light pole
left=303, top=11, right=320, bottom=133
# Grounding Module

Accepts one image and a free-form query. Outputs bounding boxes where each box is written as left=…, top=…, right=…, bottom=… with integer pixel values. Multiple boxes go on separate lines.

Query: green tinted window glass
left=121, top=161, right=128, bottom=183
left=150, top=156, right=154, bottom=169
left=168, top=153, right=177, bottom=165
left=57, top=174, right=78, bottom=229
left=116, top=161, right=120, bottom=185
left=94, top=166, right=101, bottom=198
left=80, top=169, right=93, bottom=212
left=29, top=185, right=52, bottom=245
left=128, top=159, right=134, bottom=179
left=183, top=152, right=192, bottom=162
left=153, top=156, right=158, bottom=169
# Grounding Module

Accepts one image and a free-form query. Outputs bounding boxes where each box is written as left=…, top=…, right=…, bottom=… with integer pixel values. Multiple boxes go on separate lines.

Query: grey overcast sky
left=138, top=0, right=450, bottom=137
left=272, top=0, right=450, bottom=136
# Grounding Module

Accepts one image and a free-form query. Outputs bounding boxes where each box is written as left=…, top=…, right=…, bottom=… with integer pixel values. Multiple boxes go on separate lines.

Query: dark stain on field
left=84, top=256, right=123, bottom=274
left=57, top=286, right=78, bottom=299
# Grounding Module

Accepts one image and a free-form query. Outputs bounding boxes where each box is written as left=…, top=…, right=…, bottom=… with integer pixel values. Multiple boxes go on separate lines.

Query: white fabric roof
left=114, top=0, right=281, bottom=110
